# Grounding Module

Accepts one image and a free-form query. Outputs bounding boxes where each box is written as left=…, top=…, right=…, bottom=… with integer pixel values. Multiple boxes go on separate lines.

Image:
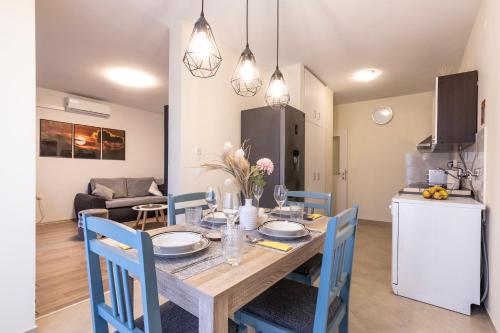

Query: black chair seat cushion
left=240, top=279, right=341, bottom=333
left=134, top=301, right=239, bottom=333
left=293, top=253, right=323, bottom=275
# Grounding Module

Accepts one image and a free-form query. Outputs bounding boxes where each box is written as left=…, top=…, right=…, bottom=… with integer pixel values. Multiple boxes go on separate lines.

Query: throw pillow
left=149, top=181, right=163, bottom=196
left=92, top=183, right=114, bottom=201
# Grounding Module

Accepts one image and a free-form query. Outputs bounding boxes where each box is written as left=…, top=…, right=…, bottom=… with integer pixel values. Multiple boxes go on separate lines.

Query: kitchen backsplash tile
left=405, top=127, right=484, bottom=202
left=405, top=152, right=456, bottom=185
left=462, top=128, right=484, bottom=202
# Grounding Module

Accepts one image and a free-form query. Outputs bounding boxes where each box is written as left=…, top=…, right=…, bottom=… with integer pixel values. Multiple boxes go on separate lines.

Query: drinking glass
left=221, top=225, right=245, bottom=266
left=185, top=206, right=202, bottom=227
left=274, top=185, right=288, bottom=220
left=205, top=186, right=221, bottom=228
left=289, top=202, right=304, bottom=222
left=252, top=184, right=264, bottom=210
left=222, top=192, right=241, bottom=226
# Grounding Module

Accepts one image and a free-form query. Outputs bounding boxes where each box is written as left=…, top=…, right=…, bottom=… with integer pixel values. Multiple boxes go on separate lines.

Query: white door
left=333, top=129, right=348, bottom=214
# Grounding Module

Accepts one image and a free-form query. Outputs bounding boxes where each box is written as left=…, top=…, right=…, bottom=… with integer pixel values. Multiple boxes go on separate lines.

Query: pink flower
left=256, top=158, right=274, bottom=175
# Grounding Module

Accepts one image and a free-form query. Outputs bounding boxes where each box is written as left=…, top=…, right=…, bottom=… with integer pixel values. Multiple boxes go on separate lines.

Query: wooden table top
left=149, top=216, right=330, bottom=317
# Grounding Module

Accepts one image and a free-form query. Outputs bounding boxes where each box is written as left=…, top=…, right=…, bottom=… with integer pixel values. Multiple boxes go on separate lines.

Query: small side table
left=132, top=204, right=168, bottom=230
left=77, top=208, right=109, bottom=240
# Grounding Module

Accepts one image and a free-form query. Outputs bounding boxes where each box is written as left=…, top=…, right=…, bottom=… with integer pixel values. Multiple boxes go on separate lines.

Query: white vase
left=240, top=198, right=258, bottom=230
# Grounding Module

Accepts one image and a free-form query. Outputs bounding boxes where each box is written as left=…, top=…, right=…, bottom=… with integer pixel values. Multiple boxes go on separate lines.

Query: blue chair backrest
left=313, top=205, right=359, bottom=333
left=83, top=215, right=161, bottom=333
left=167, top=192, right=209, bottom=225
left=286, top=190, right=333, bottom=216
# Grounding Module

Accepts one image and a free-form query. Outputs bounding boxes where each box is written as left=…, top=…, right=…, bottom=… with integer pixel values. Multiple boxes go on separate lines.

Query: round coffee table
left=132, top=204, right=168, bottom=230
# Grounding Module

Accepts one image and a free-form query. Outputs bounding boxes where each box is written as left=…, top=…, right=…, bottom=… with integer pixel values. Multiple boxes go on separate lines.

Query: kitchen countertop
left=393, top=193, right=485, bottom=209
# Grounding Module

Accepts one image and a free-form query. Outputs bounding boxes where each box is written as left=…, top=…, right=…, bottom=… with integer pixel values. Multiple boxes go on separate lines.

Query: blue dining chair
left=234, top=205, right=359, bottom=333
left=286, top=191, right=333, bottom=286
left=83, top=215, right=239, bottom=333
left=286, top=190, right=332, bottom=216
left=167, top=192, right=209, bottom=225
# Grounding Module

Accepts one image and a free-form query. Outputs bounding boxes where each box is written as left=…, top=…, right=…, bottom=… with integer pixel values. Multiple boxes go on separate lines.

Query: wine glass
left=274, top=185, right=287, bottom=220
left=205, top=187, right=220, bottom=229
left=252, top=183, right=264, bottom=210
left=222, top=192, right=241, bottom=227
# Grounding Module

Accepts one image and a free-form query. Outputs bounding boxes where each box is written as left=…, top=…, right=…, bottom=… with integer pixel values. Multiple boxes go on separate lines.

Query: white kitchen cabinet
left=391, top=194, right=484, bottom=315
left=304, top=69, right=325, bottom=127
left=304, top=69, right=332, bottom=196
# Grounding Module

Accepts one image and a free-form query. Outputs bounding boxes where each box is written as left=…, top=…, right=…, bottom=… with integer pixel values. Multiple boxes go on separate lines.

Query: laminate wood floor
left=36, top=218, right=165, bottom=317
left=36, top=220, right=496, bottom=333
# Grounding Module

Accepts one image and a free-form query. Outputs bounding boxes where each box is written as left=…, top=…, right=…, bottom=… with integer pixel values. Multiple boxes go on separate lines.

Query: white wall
left=335, top=92, right=434, bottom=222
left=168, top=21, right=252, bottom=194
left=36, top=87, right=164, bottom=222
left=0, top=0, right=36, bottom=332
left=169, top=23, right=312, bottom=195
left=460, top=0, right=500, bottom=329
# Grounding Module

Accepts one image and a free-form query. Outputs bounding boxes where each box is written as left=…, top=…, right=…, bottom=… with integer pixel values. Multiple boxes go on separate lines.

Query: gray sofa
left=74, top=177, right=167, bottom=222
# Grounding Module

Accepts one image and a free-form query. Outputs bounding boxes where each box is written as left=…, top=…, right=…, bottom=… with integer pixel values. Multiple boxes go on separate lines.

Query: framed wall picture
left=102, top=128, right=126, bottom=160
left=74, top=124, right=101, bottom=159
left=40, top=119, right=73, bottom=158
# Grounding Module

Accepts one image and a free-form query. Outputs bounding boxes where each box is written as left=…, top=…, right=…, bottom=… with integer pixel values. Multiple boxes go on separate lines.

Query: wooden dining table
left=149, top=216, right=329, bottom=333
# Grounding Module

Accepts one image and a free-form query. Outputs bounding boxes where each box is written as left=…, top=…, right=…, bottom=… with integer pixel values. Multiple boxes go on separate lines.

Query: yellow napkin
left=307, top=213, right=323, bottom=220
left=257, top=240, right=293, bottom=252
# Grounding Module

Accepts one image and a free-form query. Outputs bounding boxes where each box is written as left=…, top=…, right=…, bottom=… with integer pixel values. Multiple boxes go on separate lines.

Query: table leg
left=199, top=295, right=228, bottom=333
left=159, top=209, right=167, bottom=227
left=155, top=210, right=160, bottom=224
left=134, top=211, right=142, bottom=229
left=141, top=211, right=148, bottom=231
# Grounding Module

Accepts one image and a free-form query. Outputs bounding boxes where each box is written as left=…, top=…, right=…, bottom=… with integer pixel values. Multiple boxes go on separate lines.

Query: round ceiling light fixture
left=353, top=68, right=382, bottom=82
left=104, top=67, right=158, bottom=88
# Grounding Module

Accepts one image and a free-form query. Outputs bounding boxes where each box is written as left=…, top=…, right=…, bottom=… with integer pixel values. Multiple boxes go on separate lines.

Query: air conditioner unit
left=65, top=97, right=111, bottom=118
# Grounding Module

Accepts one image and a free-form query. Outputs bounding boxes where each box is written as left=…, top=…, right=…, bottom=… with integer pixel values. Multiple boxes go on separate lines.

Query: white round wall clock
left=372, top=106, right=393, bottom=125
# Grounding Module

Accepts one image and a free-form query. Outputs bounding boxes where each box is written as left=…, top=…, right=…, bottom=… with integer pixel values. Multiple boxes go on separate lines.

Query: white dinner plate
left=152, top=231, right=203, bottom=254
left=262, top=220, right=305, bottom=235
left=258, top=222, right=310, bottom=239
left=203, top=212, right=227, bottom=224
left=153, top=237, right=211, bottom=258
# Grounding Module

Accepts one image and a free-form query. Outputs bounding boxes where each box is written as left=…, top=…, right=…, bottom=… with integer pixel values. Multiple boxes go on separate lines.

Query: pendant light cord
left=201, top=0, right=204, bottom=16
left=246, top=0, right=249, bottom=47
left=276, top=0, right=279, bottom=67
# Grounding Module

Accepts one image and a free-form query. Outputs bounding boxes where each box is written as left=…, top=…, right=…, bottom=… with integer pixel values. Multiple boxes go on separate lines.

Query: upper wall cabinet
left=434, top=70, right=478, bottom=144
left=304, top=69, right=327, bottom=127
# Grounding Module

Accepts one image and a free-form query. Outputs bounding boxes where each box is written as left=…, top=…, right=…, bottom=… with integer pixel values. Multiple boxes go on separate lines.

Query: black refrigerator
left=241, top=105, right=305, bottom=208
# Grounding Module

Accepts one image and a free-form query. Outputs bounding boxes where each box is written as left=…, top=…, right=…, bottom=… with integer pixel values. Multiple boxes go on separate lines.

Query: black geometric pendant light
left=230, top=0, right=262, bottom=97
left=183, top=0, right=222, bottom=78
left=265, top=0, right=290, bottom=109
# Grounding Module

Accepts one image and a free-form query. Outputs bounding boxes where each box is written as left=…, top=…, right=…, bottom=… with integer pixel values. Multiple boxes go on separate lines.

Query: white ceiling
left=36, top=0, right=480, bottom=112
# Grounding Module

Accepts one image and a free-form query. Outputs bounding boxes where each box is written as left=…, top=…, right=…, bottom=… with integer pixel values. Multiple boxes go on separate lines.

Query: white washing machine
left=391, top=194, right=485, bottom=315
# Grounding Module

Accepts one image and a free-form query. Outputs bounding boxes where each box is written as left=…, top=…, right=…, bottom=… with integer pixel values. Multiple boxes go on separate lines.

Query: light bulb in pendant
left=183, top=2, right=222, bottom=78
left=265, top=67, right=290, bottom=109
left=231, top=46, right=262, bottom=97
left=191, top=30, right=211, bottom=62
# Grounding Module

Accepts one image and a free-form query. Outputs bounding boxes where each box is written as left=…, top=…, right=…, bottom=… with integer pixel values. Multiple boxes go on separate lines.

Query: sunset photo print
left=40, top=119, right=73, bottom=158
left=102, top=128, right=125, bottom=160
left=73, top=124, right=101, bottom=159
